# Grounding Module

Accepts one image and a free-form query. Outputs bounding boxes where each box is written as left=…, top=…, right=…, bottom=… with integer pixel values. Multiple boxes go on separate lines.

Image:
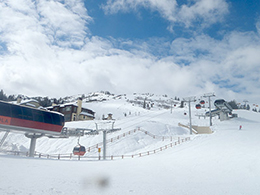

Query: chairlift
left=195, top=104, right=201, bottom=109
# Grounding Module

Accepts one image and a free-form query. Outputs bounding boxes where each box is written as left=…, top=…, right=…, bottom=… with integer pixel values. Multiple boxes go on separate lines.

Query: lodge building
left=47, top=98, right=95, bottom=122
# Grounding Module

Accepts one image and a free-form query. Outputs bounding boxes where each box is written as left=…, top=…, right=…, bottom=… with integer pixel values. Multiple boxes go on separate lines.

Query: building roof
left=80, top=111, right=94, bottom=117
left=48, top=102, right=95, bottom=114
left=17, top=99, right=41, bottom=108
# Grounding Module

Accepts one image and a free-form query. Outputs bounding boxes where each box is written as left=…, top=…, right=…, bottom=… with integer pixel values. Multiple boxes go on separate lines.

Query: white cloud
left=102, top=0, right=229, bottom=31
left=170, top=31, right=260, bottom=101
left=177, top=0, right=229, bottom=28
left=1, top=0, right=260, bottom=104
left=103, top=0, right=177, bottom=15
left=37, top=0, right=92, bottom=48
left=0, top=0, right=91, bottom=52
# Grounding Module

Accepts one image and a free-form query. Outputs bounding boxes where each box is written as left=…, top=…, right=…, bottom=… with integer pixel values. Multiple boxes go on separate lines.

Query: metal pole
left=203, top=93, right=215, bottom=126
left=25, top=133, right=43, bottom=157
left=188, top=101, right=192, bottom=135
left=103, top=130, right=107, bottom=160
left=29, top=137, right=37, bottom=157
left=208, top=96, right=212, bottom=126
left=171, top=99, right=173, bottom=114
left=183, top=96, right=196, bottom=135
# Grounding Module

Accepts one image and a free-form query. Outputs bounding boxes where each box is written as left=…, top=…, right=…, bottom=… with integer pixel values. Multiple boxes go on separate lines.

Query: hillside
left=0, top=93, right=260, bottom=194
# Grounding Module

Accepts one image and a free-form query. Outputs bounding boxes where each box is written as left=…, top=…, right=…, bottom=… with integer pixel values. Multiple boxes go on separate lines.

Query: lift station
left=0, top=100, right=64, bottom=157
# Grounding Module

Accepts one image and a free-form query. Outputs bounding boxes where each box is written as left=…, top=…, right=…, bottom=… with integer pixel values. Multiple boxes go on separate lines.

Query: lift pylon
left=25, top=133, right=44, bottom=157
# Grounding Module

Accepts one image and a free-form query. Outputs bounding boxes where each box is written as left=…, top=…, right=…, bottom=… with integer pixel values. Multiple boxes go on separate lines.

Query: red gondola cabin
left=195, top=104, right=201, bottom=109
left=200, top=100, right=205, bottom=105
left=73, top=145, right=86, bottom=156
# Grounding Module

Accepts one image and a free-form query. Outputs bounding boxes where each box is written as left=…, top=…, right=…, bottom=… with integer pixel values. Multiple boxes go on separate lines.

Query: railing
left=0, top=128, right=191, bottom=161
left=85, top=128, right=140, bottom=153
left=86, top=127, right=180, bottom=153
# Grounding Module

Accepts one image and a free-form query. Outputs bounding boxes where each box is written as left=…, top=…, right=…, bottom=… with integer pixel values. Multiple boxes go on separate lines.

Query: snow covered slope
left=0, top=94, right=260, bottom=195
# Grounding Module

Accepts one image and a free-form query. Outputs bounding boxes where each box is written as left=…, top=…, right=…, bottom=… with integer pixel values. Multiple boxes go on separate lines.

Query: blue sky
left=85, top=0, right=172, bottom=39
left=0, top=0, right=260, bottom=103
left=86, top=0, right=259, bottom=40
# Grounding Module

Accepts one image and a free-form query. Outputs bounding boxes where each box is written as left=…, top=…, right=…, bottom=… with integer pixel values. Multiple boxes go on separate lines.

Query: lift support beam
left=0, top=130, right=10, bottom=147
left=25, top=133, right=44, bottom=157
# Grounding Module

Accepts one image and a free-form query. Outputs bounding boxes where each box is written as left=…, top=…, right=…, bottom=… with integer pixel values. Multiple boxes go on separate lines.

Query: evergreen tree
left=7, top=95, right=16, bottom=101
left=0, top=89, right=7, bottom=101
left=228, top=100, right=239, bottom=109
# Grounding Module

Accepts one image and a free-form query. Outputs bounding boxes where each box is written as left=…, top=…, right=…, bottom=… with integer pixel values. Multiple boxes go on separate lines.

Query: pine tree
left=0, top=89, right=7, bottom=101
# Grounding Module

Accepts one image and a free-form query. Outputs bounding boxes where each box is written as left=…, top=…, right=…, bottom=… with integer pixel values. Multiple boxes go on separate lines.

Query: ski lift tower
left=95, top=121, right=121, bottom=160
left=203, top=92, right=215, bottom=126
left=243, top=100, right=249, bottom=109
left=182, top=96, right=196, bottom=135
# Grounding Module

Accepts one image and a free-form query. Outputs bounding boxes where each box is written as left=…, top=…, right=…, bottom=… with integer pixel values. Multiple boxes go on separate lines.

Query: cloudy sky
left=0, top=0, right=260, bottom=103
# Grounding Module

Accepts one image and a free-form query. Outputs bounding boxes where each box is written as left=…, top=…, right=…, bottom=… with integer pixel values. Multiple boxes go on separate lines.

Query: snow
left=1, top=96, right=260, bottom=195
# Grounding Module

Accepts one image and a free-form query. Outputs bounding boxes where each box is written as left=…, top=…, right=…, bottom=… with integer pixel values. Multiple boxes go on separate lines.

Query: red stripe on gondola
left=0, top=115, right=62, bottom=133
left=10, top=118, right=62, bottom=132
left=0, top=116, right=11, bottom=125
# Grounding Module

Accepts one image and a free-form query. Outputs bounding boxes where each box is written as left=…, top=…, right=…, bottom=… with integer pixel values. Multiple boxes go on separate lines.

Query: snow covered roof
left=49, top=102, right=80, bottom=108
left=19, top=99, right=41, bottom=108
left=79, top=111, right=94, bottom=117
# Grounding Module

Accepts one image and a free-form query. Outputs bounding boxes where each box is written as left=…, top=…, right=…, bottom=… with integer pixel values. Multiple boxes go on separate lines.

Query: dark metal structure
left=0, top=100, right=64, bottom=134
left=0, top=100, right=65, bottom=157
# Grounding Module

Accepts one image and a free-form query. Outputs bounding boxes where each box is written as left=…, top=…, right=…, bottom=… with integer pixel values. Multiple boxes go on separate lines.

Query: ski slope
left=0, top=96, right=260, bottom=195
